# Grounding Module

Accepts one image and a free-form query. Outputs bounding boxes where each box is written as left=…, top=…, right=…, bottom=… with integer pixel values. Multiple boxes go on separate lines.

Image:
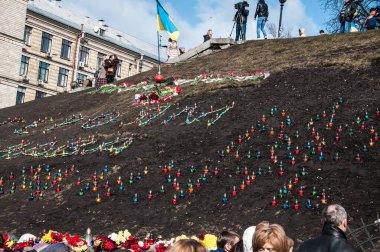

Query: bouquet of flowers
left=41, top=230, right=64, bottom=244
left=65, top=233, right=88, bottom=252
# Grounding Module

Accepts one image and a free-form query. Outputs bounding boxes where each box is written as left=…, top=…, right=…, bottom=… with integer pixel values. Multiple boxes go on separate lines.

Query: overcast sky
left=61, top=0, right=328, bottom=51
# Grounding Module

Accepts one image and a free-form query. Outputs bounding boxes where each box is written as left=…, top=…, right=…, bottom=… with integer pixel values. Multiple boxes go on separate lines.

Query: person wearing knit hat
left=242, top=226, right=256, bottom=252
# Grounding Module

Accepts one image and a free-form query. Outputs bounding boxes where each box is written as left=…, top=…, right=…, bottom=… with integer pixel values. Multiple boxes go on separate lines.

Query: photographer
left=233, top=1, right=249, bottom=41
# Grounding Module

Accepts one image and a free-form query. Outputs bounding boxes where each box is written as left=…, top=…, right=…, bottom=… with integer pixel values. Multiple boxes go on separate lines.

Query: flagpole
left=156, top=0, right=161, bottom=74
left=157, top=31, right=161, bottom=74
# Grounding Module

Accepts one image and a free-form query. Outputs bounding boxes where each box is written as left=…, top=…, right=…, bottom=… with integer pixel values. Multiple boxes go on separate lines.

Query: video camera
left=235, top=1, right=249, bottom=10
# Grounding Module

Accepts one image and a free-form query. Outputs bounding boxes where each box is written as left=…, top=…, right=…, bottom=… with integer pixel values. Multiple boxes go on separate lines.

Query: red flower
left=198, top=234, right=205, bottom=240
left=142, top=241, right=151, bottom=250
left=130, top=243, right=142, bottom=252
left=174, top=86, right=182, bottom=94
left=51, top=232, right=64, bottom=242
left=103, top=241, right=117, bottom=251
left=65, top=233, right=87, bottom=247
left=148, top=93, right=159, bottom=101
left=13, top=242, right=29, bottom=250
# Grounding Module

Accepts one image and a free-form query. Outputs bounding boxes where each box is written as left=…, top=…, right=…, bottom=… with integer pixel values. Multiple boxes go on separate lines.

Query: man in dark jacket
left=339, top=0, right=358, bottom=33
left=233, top=1, right=249, bottom=41
left=298, top=204, right=358, bottom=252
left=254, top=0, right=269, bottom=39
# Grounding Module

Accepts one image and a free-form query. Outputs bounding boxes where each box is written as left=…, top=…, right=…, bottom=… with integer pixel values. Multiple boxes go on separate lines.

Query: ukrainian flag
left=156, top=0, right=180, bottom=41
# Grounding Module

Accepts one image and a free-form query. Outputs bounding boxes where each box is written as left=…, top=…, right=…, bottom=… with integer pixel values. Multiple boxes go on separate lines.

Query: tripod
left=230, top=11, right=244, bottom=40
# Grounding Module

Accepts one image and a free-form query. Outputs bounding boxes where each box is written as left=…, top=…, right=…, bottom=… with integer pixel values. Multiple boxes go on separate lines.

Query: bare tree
left=321, top=0, right=380, bottom=33
left=266, top=22, right=292, bottom=38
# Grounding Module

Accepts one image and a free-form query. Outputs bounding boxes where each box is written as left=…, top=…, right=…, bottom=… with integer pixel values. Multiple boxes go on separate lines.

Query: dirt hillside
left=0, top=30, right=379, bottom=249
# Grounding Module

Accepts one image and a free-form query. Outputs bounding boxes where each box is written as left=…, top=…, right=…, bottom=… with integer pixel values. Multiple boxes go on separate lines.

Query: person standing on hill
left=105, top=54, right=120, bottom=84
left=363, top=8, right=379, bottom=30
left=203, top=29, right=213, bottom=42
left=234, top=1, right=249, bottom=41
left=95, top=55, right=107, bottom=87
left=167, top=38, right=180, bottom=60
left=254, top=0, right=269, bottom=39
left=298, top=204, right=358, bottom=252
left=339, top=0, right=358, bottom=33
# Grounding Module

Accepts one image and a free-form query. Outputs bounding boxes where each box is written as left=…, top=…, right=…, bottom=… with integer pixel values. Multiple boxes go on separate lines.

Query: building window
left=128, top=63, right=132, bottom=77
left=79, top=46, right=89, bottom=65
left=16, top=86, right=26, bottom=105
left=36, top=91, right=46, bottom=99
left=24, top=26, right=32, bottom=46
left=116, top=63, right=122, bottom=77
left=97, top=52, right=106, bottom=69
left=41, top=32, right=52, bottom=53
left=77, top=73, right=87, bottom=85
left=38, top=61, right=50, bottom=82
left=99, top=28, right=106, bottom=36
left=19, top=55, right=30, bottom=76
left=60, top=39, right=72, bottom=60
left=58, top=68, right=69, bottom=87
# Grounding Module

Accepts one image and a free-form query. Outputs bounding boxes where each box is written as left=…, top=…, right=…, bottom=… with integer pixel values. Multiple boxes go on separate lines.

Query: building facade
left=0, top=0, right=159, bottom=109
left=0, top=0, right=29, bottom=108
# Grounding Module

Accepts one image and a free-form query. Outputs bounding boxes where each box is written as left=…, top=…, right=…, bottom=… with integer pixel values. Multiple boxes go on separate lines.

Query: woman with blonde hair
left=252, top=222, right=288, bottom=252
left=169, top=239, right=208, bottom=252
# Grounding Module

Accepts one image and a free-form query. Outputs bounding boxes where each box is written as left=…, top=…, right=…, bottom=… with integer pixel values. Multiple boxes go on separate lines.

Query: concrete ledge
left=167, top=38, right=235, bottom=64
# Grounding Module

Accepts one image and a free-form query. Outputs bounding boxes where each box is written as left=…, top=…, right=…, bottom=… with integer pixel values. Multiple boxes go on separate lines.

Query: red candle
left=172, top=195, right=177, bottom=205
left=148, top=190, right=153, bottom=199
left=271, top=196, right=277, bottom=206
left=294, top=200, right=300, bottom=210
left=240, top=181, right=245, bottom=190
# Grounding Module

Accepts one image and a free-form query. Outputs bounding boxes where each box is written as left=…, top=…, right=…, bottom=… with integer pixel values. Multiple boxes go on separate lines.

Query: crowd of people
left=230, top=0, right=379, bottom=41
left=170, top=204, right=358, bottom=252
left=0, top=204, right=362, bottom=252
left=164, top=204, right=359, bottom=252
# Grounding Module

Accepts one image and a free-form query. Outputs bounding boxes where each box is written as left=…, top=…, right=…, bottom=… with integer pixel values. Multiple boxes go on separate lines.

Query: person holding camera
left=254, top=0, right=269, bottom=39
left=233, top=1, right=249, bottom=41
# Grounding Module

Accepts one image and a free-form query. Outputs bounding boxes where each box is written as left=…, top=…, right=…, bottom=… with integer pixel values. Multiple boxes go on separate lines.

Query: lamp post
left=278, top=0, right=287, bottom=38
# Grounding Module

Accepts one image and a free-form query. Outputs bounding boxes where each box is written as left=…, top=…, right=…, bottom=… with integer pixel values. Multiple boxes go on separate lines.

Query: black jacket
left=234, top=8, right=249, bottom=24
left=298, top=222, right=358, bottom=252
left=203, top=34, right=211, bottom=42
left=340, top=1, right=357, bottom=22
left=254, top=1, right=269, bottom=19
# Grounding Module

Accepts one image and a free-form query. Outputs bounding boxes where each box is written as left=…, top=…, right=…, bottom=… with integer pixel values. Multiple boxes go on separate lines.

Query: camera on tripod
left=234, top=1, right=249, bottom=10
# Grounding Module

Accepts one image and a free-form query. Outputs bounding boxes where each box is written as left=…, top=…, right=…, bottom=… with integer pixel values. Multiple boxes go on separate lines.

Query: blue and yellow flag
left=156, top=0, right=180, bottom=41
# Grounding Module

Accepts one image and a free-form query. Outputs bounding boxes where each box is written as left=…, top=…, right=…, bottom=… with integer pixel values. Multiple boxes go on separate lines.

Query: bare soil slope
left=0, top=31, right=379, bottom=248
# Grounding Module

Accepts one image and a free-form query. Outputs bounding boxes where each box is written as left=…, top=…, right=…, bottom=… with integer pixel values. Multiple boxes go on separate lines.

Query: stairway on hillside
left=167, top=38, right=236, bottom=63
